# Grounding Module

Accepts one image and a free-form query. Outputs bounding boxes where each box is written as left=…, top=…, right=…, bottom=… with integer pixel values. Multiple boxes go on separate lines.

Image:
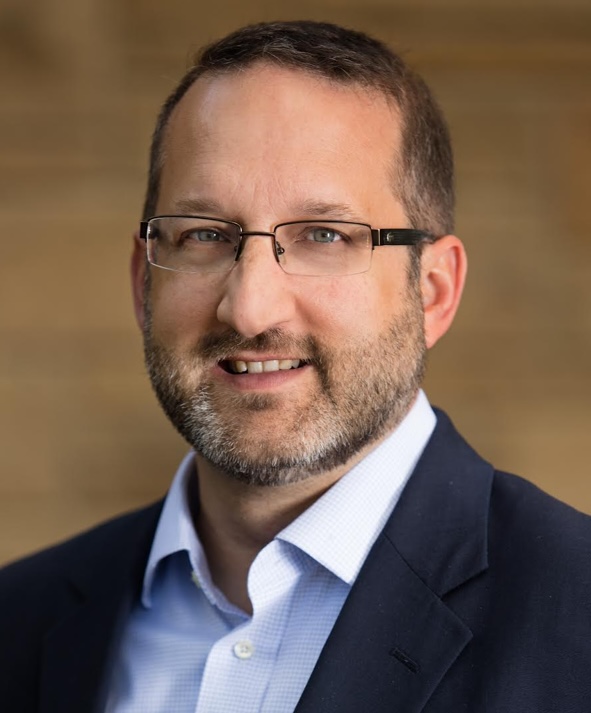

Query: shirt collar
left=141, top=390, right=435, bottom=605
left=141, top=451, right=203, bottom=607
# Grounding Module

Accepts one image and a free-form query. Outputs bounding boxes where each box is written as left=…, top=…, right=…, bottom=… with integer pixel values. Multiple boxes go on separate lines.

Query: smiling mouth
left=221, top=359, right=306, bottom=374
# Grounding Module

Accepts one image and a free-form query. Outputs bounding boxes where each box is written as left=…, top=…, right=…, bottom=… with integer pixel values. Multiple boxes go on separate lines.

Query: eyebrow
left=170, top=197, right=365, bottom=223
left=296, top=200, right=365, bottom=222
left=172, top=197, right=226, bottom=216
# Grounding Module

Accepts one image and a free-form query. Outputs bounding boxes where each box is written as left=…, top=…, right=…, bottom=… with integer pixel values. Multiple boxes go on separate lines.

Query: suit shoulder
left=0, top=501, right=163, bottom=595
left=489, top=469, right=591, bottom=572
left=491, top=468, right=591, bottom=531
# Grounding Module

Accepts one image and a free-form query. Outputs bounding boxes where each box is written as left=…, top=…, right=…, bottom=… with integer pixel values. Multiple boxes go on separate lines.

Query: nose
left=216, top=235, right=296, bottom=338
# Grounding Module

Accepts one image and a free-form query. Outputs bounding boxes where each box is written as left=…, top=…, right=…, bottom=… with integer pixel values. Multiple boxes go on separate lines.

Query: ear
left=130, top=230, right=147, bottom=331
left=419, top=235, right=467, bottom=349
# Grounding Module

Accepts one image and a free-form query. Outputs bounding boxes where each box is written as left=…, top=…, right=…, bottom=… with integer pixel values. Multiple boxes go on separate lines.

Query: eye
left=306, top=227, right=344, bottom=244
left=185, top=228, right=229, bottom=243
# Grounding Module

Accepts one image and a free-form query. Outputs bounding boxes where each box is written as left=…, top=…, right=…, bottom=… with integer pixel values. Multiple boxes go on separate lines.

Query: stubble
left=143, top=282, right=426, bottom=487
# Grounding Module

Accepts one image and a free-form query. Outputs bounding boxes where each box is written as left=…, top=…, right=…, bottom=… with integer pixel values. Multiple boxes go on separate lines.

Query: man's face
left=137, top=64, right=428, bottom=486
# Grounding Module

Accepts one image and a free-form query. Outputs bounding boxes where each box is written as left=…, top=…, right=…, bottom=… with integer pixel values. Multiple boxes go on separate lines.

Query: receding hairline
left=143, top=19, right=454, bottom=237
left=151, top=60, right=408, bottom=217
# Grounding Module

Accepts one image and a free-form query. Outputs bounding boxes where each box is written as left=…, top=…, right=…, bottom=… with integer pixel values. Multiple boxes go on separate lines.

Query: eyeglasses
left=139, top=215, right=433, bottom=277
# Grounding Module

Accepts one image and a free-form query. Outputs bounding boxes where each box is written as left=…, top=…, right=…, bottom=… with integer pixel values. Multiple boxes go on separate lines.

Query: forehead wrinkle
left=161, top=160, right=393, bottom=227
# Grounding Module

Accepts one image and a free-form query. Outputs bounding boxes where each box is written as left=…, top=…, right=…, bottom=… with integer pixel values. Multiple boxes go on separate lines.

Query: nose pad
left=234, top=232, right=283, bottom=268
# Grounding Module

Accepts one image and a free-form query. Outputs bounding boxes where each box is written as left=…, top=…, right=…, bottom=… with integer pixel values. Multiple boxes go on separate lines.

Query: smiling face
left=133, top=64, right=445, bottom=486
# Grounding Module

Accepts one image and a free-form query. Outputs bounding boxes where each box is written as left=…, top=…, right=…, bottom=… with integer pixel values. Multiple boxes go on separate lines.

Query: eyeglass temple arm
left=371, top=228, right=433, bottom=247
left=139, top=221, right=150, bottom=240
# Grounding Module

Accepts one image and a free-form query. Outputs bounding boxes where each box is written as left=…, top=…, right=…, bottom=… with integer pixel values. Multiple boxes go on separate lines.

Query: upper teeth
left=230, top=359, right=301, bottom=374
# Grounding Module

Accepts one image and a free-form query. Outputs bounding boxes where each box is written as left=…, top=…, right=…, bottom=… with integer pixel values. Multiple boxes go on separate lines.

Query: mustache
left=195, top=328, right=320, bottom=362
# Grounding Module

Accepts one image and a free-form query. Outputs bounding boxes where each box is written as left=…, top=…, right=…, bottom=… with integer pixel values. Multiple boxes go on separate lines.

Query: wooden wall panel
left=0, top=1, right=589, bottom=564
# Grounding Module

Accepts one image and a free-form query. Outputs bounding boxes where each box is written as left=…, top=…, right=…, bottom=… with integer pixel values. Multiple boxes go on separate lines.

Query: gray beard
left=143, top=293, right=426, bottom=487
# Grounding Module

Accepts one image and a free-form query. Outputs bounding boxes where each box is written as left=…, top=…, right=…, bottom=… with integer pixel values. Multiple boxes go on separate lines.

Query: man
left=1, top=20, right=590, bottom=713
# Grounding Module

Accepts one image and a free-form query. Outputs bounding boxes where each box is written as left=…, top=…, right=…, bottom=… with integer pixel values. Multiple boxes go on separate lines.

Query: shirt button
left=233, top=640, right=254, bottom=660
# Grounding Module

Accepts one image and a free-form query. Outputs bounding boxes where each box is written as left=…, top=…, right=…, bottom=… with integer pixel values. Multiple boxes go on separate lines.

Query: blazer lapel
left=39, top=502, right=163, bottom=713
left=296, top=410, right=493, bottom=713
left=295, top=536, right=472, bottom=713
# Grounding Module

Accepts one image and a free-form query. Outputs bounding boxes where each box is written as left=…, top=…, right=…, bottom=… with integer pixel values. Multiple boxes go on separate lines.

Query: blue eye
left=307, top=227, right=343, bottom=243
left=190, top=229, right=227, bottom=242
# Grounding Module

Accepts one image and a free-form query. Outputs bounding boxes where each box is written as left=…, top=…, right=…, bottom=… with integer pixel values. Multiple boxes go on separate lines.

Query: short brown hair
left=142, top=20, right=454, bottom=238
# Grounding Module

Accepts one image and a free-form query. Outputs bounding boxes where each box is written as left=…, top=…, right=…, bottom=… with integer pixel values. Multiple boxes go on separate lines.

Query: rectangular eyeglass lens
left=278, top=222, right=371, bottom=275
left=150, top=217, right=238, bottom=273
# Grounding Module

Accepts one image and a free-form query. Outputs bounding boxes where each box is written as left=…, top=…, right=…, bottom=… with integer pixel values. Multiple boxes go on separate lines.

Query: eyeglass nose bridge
left=234, top=230, right=285, bottom=264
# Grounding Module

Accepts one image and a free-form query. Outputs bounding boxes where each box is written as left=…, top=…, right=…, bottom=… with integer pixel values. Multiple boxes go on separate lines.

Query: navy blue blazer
left=2, top=410, right=591, bottom=712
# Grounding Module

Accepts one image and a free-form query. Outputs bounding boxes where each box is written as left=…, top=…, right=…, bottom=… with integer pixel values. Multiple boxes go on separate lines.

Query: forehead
left=157, top=63, right=404, bottom=221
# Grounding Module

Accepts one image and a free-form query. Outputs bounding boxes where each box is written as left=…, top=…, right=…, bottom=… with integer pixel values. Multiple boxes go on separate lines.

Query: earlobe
left=130, top=232, right=147, bottom=331
left=420, top=235, right=467, bottom=349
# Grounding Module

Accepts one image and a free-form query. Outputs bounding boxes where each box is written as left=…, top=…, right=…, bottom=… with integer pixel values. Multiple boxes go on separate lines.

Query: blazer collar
left=385, top=407, right=492, bottom=596
left=296, top=409, right=493, bottom=713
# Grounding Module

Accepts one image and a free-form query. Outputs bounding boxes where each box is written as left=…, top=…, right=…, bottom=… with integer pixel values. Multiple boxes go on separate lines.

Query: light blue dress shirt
left=105, top=391, right=435, bottom=713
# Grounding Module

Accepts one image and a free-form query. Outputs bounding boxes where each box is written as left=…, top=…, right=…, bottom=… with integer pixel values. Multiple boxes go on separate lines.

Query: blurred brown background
left=0, top=0, right=590, bottom=565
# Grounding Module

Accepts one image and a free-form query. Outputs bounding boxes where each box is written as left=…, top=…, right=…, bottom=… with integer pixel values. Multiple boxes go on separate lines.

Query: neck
left=191, top=456, right=342, bottom=613
left=189, top=405, right=413, bottom=613
left=189, top=394, right=418, bottom=614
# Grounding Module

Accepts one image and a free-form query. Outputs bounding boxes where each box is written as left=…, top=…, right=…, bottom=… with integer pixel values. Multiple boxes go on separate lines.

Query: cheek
left=370, top=254, right=418, bottom=326
left=297, top=275, right=386, bottom=337
left=149, top=272, right=222, bottom=345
